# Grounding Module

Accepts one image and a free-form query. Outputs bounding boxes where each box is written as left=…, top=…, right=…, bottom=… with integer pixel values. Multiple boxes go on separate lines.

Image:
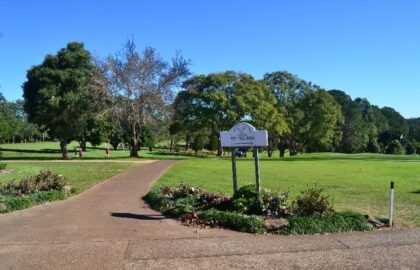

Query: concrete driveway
left=0, top=160, right=419, bottom=269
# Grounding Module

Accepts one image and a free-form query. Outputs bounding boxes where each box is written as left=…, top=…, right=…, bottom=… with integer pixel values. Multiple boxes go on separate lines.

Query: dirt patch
left=0, top=169, right=13, bottom=175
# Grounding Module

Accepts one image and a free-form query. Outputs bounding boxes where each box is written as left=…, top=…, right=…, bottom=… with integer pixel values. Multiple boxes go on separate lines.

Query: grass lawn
left=0, top=162, right=139, bottom=193
left=0, top=141, right=200, bottom=160
left=156, top=153, right=420, bottom=228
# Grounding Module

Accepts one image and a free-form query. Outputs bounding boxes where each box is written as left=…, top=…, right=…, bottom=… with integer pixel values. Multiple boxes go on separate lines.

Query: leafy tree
left=264, top=72, right=341, bottom=155
left=174, top=71, right=287, bottom=156
left=404, top=141, right=416, bottom=155
left=407, top=118, right=420, bottom=143
left=379, top=107, right=409, bottom=146
left=102, top=40, right=190, bottom=157
left=385, top=140, right=404, bottom=155
left=23, top=42, right=100, bottom=158
left=139, top=125, right=156, bottom=152
left=329, top=90, right=370, bottom=153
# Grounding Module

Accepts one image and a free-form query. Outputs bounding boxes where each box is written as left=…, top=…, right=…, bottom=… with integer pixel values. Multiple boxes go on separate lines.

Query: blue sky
left=0, top=0, right=419, bottom=117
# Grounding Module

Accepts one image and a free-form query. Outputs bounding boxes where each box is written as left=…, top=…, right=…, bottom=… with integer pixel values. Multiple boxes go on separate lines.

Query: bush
left=0, top=163, right=6, bottom=170
left=158, top=184, right=203, bottom=200
left=1, top=170, right=67, bottom=196
left=231, top=185, right=289, bottom=217
left=199, top=209, right=266, bottom=233
left=405, top=142, right=417, bottom=155
left=199, top=192, right=231, bottom=210
left=293, top=184, right=334, bottom=217
left=163, top=196, right=196, bottom=217
left=385, top=140, right=404, bottom=155
left=282, top=211, right=373, bottom=234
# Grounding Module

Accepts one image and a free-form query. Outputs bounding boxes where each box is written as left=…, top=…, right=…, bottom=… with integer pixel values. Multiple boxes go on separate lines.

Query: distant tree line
left=0, top=93, right=45, bottom=143
left=171, top=71, right=420, bottom=156
left=1, top=41, right=418, bottom=158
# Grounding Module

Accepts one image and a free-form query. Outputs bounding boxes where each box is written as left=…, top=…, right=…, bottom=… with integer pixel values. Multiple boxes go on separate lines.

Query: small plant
left=231, top=185, right=290, bottom=217
left=0, top=163, right=6, bottom=171
left=282, top=211, right=373, bottom=235
left=1, top=170, right=67, bottom=196
left=292, top=184, right=334, bottom=217
left=199, top=209, right=266, bottom=233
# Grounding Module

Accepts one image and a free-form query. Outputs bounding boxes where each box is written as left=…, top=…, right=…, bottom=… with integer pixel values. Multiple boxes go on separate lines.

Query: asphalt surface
left=0, top=160, right=419, bottom=269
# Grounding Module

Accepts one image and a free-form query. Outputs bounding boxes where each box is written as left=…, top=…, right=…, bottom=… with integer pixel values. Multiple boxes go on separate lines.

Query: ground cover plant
left=0, top=170, right=68, bottom=213
left=155, top=153, right=420, bottom=227
left=145, top=183, right=373, bottom=234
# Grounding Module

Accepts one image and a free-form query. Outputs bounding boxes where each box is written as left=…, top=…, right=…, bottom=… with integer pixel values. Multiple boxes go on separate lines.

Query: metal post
left=389, top=181, right=394, bottom=227
left=254, top=147, right=261, bottom=193
left=232, top=148, right=238, bottom=194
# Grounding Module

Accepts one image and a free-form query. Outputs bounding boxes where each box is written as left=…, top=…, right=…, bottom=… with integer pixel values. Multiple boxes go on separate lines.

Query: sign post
left=220, top=122, right=268, bottom=194
left=232, top=148, right=238, bottom=193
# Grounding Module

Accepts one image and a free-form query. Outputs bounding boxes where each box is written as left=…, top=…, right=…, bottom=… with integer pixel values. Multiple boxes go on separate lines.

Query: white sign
left=220, top=122, right=268, bottom=147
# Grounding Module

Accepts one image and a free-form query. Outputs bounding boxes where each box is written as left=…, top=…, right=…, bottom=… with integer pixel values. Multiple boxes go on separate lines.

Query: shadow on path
left=110, top=212, right=166, bottom=220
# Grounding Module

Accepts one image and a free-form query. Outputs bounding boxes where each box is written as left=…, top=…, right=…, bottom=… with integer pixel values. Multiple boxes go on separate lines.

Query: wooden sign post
left=220, top=122, right=268, bottom=194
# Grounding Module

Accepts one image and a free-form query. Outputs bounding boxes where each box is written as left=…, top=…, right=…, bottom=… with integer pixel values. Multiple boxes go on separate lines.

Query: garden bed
left=0, top=170, right=73, bottom=213
left=144, top=184, right=374, bottom=234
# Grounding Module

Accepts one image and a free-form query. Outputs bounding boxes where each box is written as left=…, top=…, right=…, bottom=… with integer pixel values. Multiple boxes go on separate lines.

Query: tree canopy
left=23, top=42, right=99, bottom=158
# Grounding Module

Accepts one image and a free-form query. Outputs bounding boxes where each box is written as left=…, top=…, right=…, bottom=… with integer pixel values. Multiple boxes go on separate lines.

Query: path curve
left=0, top=160, right=419, bottom=269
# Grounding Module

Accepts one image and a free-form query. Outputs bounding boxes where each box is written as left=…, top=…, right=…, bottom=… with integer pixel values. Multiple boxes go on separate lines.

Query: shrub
left=0, top=163, right=6, bottom=170
left=293, top=184, right=334, bottom=217
left=144, top=189, right=171, bottom=211
left=198, top=192, right=231, bottom=210
left=405, top=142, right=417, bottom=155
left=260, top=190, right=290, bottom=217
left=1, top=170, right=67, bottom=196
left=231, top=185, right=289, bottom=217
left=282, top=211, right=373, bottom=234
left=163, top=196, right=196, bottom=217
left=199, top=209, right=266, bottom=233
left=385, top=140, right=404, bottom=155
left=158, top=184, right=203, bottom=200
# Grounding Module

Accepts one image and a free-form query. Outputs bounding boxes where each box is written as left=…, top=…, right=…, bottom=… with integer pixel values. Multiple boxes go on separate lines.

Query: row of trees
left=0, top=93, right=45, bottom=143
left=171, top=71, right=420, bottom=156
left=21, top=41, right=189, bottom=158
left=1, top=41, right=418, bottom=158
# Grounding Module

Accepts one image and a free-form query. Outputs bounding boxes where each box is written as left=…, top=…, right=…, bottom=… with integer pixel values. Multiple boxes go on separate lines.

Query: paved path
left=0, top=160, right=419, bottom=269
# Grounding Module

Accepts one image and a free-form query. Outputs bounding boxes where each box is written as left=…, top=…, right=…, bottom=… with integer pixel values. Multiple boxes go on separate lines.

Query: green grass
left=0, top=162, right=138, bottom=193
left=0, top=141, right=202, bottom=160
left=155, top=153, right=420, bottom=227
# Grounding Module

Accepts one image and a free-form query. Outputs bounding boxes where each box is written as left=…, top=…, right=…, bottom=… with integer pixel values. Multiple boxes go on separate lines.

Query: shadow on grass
left=410, top=189, right=420, bottom=194
left=110, top=212, right=166, bottom=220
left=0, top=148, right=62, bottom=154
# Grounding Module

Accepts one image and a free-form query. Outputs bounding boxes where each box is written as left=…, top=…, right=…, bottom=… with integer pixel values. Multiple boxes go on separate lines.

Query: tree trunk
left=217, top=140, right=223, bottom=156
left=149, top=146, right=152, bottom=152
left=279, top=147, right=285, bottom=157
left=185, top=135, right=190, bottom=150
left=267, top=147, right=274, bottom=157
left=170, top=137, right=174, bottom=152
left=60, top=138, right=69, bottom=159
left=80, top=140, right=87, bottom=152
left=130, top=137, right=139, bottom=157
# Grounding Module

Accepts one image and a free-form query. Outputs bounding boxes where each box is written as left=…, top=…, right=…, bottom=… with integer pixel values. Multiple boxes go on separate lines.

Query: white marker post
left=389, top=181, right=395, bottom=227
left=220, top=122, right=268, bottom=194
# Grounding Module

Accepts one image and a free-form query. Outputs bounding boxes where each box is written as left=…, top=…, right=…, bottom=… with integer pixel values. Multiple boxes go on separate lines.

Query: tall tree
left=102, top=40, right=190, bottom=157
left=173, top=71, right=287, bottom=156
left=23, top=42, right=99, bottom=158
left=329, top=90, right=371, bottom=153
left=263, top=71, right=342, bottom=155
